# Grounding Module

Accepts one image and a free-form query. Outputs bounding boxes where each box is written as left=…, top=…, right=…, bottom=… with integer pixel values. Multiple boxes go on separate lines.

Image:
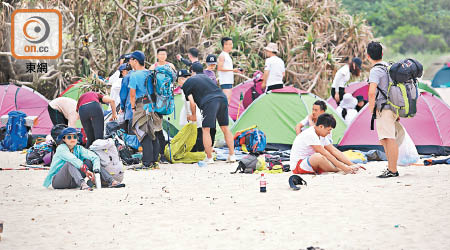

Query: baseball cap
left=131, top=50, right=145, bottom=65
left=352, top=57, right=362, bottom=69
left=177, top=69, right=191, bottom=78
left=118, top=63, right=129, bottom=71
left=191, top=61, right=204, bottom=73
left=206, top=54, right=217, bottom=65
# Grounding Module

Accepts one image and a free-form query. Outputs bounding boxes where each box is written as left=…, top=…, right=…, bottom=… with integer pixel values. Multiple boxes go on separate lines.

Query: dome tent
left=0, top=82, right=52, bottom=135
left=338, top=92, right=450, bottom=155
left=431, top=63, right=450, bottom=88
left=231, top=87, right=347, bottom=150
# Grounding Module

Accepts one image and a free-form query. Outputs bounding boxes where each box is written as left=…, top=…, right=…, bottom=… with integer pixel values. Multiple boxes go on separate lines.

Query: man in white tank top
left=217, top=37, right=241, bottom=101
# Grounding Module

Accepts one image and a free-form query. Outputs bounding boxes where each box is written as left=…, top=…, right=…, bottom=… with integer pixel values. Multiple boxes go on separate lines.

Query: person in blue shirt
left=129, top=50, right=162, bottom=169
left=43, top=128, right=123, bottom=190
left=118, top=63, right=134, bottom=134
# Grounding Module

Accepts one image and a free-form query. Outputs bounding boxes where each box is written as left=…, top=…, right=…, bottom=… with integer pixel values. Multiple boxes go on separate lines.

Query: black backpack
left=231, top=154, right=258, bottom=174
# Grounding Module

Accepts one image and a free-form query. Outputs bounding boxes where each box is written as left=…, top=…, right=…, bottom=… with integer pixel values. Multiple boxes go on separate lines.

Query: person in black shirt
left=176, top=48, right=203, bottom=74
left=177, top=70, right=236, bottom=163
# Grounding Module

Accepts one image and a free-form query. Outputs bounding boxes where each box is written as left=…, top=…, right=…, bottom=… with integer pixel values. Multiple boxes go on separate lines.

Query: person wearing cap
left=218, top=37, right=242, bottom=101
left=355, top=95, right=367, bottom=112
left=331, top=57, right=362, bottom=105
left=336, top=93, right=358, bottom=125
left=176, top=48, right=203, bottom=74
left=119, top=63, right=135, bottom=133
left=43, top=127, right=123, bottom=190
left=261, top=42, right=285, bottom=92
left=47, top=97, right=79, bottom=128
left=77, top=91, right=117, bottom=148
left=109, top=54, right=131, bottom=111
left=177, top=69, right=236, bottom=163
left=204, top=54, right=218, bottom=85
left=129, top=50, right=162, bottom=169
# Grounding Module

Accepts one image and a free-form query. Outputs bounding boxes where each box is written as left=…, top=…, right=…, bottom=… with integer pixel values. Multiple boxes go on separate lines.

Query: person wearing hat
left=204, top=54, right=218, bottom=85
left=355, top=95, right=367, bottom=112
left=178, top=69, right=216, bottom=152
left=336, top=93, right=358, bottom=125
left=43, top=128, right=123, bottom=190
left=129, top=50, right=162, bottom=169
left=261, top=42, right=285, bottom=92
left=177, top=69, right=236, bottom=163
left=119, top=63, right=135, bottom=134
left=218, top=37, right=242, bottom=101
left=109, top=54, right=131, bottom=111
left=331, top=57, right=362, bottom=105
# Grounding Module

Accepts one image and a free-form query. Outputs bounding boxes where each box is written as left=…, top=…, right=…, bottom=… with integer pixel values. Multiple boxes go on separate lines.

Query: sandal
left=108, top=182, right=126, bottom=188
left=80, top=181, right=93, bottom=191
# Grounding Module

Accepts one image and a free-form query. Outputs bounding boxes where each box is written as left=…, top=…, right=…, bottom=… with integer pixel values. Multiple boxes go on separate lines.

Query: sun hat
left=264, top=43, right=279, bottom=53
left=57, top=127, right=78, bottom=143
left=340, top=93, right=358, bottom=109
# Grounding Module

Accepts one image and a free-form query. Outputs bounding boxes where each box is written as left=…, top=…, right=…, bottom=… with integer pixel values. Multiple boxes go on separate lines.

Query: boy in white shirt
left=290, top=113, right=360, bottom=174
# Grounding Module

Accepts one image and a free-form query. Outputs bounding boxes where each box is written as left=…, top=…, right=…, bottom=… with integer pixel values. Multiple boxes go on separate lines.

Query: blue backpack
left=144, top=65, right=176, bottom=115
left=0, top=111, right=28, bottom=151
left=234, top=127, right=267, bottom=153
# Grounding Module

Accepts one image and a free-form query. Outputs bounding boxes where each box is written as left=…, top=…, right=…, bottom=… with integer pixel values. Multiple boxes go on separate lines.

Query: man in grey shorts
left=367, top=42, right=405, bottom=178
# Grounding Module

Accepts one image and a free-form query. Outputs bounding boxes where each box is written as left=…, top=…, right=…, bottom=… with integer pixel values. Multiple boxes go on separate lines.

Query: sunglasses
left=64, top=135, right=78, bottom=140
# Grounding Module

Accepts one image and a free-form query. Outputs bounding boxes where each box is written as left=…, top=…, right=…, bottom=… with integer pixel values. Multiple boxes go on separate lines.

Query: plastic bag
left=398, top=128, right=419, bottom=166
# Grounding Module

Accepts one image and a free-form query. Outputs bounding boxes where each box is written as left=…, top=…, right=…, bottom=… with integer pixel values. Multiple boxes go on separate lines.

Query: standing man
left=261, top=43, right=285, bottom=92
left=177, top=70, right=236, bottom=163
left=129, top=50, right=162, bottom=169
left=176, top=48, right=203, bottom=74
left=118, top=63, right=134, bottom=133
left=217, top=37, right=241, bottom=101
left=109, top=54, right=131, bottom=110
left=367, top=41, right=404, bottom=178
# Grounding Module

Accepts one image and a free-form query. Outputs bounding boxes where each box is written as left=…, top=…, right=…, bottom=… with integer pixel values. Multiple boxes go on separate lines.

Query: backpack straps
left=370, top=63, right=389, bottom=130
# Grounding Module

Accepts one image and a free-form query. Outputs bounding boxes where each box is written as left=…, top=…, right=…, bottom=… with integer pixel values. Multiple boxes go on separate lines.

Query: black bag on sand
left=231, top=154, right=258, bottom=174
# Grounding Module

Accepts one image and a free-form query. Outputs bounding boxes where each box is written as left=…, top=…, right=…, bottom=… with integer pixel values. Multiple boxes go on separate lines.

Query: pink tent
left=0, top=83, right=52, bottom=135
left=327, top=81, right=369, bottom=108
left=338, top=92, right=450, bottom=155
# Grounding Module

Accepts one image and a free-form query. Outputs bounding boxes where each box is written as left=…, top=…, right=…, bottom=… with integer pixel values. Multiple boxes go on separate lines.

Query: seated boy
left=290, top=113, right=360, bottom=174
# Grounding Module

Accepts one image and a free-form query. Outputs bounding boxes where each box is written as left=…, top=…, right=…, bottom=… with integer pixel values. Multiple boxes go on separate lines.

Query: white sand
left=1, top=151, right=450, bottom=250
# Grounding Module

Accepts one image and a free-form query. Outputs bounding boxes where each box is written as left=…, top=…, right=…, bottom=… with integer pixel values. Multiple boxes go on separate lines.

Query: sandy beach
left=1, top=151, right=450, bottom=250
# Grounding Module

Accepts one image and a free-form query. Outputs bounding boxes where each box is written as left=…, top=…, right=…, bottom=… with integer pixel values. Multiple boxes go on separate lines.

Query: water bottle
left=197, top=161, right=207, bottom=167
left=260, top=173, right=266, bottom=193
left=94, top=169, right=101, bottom=189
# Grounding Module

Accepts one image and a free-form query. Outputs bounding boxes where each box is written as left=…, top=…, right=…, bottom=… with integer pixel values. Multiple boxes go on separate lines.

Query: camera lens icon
left=23, top=16, right=50, bottom=44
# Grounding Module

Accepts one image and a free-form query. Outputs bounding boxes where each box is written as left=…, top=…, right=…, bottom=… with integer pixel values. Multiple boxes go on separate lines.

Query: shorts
left=220, top=84, right=233, bottom=90
left=201, top=97, right=229, bottom=129
left=331, top=87, right=345, bottom=104
left=292, top=157, right=323, bottom=174
left=376, top=109, right=405, bottom=143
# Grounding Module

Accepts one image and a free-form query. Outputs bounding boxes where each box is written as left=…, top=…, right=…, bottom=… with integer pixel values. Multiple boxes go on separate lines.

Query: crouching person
left=43, top=128, right=121, bottom=190
left=290, top=114, right=362, bottom=174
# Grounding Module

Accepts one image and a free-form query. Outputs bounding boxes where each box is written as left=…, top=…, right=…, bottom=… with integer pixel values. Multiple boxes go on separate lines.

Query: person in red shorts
left=290, top=113, right=360, bottom=174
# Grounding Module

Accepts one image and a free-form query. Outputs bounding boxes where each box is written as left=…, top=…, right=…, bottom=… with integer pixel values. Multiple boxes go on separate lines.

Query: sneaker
left=151, top=162, right=160, bottom=170
left=227, top=154, right=237, bottom=163
left=160, top=156, right=170, bottom=164
left=204, top=157, right=214, bottom=164
left=377, top=169, right=399, bottom=178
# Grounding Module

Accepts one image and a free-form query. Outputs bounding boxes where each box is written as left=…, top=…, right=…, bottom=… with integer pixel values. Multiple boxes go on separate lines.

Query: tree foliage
left=1, top=0, right=374, bottom=98
left=340, top=0, right=450, bottom=53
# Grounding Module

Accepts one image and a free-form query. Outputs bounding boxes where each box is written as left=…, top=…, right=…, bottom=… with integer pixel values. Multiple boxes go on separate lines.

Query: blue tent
left=432, top=63, right=450, bottom=88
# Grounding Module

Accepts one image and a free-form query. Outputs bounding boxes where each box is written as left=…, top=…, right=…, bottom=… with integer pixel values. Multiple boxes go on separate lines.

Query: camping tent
left=60, top=80, right=84, bottom=100
left=0, top=83, right=52, bottom=135
left=231, top=87, right=347, bottom=150
left=338, top=92, right=450, bottom=155
left=328, top=81, right=441, bottom=108
left=229, top=78, right=258, bottom=120
left=431, top=63, right=450, bottom=88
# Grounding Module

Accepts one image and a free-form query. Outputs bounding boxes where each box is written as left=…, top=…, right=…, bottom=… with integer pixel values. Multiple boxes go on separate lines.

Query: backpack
left=89, top=138, right=125, bottom=182
left=0, top=111, right=28, bottom=151
left=26, top=141, right=54, bottom=165
left=234, top=126, right=267, bottom=153
left=374, top=59, right=422, bottom=118
left=112, top=134, right=140, bottom=165
left=231, top=154, right=258, bottom=174
left=145, top=65, right=176, bottom=115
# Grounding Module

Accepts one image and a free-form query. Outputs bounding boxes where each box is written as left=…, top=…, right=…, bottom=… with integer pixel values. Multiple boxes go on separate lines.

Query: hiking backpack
left=233, top=127, right=267, bottom=153
left=375, top=59, right=422, bottom=117
left=144, top=65, right=176, bottom=115
left=112, top=133, right=140, bottom=165
left=231, top=154, right=258, bottom=174
left=0, top=111, right=28, bottom=151
left=26, top=141, right=54, bottom=165
left=89, top=138, right=125, bottom=182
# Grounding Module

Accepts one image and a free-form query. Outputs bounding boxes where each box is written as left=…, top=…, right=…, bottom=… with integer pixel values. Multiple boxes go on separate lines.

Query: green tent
left=231, top=92, right=347, bottom=149
left=418, top=82, right=441, bottom=98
